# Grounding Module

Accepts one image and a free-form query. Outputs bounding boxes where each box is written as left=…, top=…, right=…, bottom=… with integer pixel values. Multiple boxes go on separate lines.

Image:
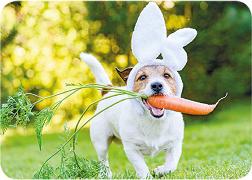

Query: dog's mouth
left=142, top=93, right=165, bottom=118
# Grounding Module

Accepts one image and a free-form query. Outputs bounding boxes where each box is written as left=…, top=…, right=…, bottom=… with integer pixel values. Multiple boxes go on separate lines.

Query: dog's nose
left=151, top=82, right=163, bottom=93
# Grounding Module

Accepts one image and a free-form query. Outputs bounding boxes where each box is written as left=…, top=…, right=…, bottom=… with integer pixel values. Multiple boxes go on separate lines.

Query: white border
left=0, top=0, right=252, bottom=13
left=0, top=0, right=251, bottom=179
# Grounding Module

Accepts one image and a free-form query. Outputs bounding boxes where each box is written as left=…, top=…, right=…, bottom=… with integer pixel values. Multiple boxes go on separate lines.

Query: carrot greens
left=0, top=83, right=146, bottom=178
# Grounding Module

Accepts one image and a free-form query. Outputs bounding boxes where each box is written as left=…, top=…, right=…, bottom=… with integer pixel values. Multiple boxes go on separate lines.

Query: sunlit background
left=1, top=1, right=251, bottom=128
left=0, top=1, right=251, bottom=178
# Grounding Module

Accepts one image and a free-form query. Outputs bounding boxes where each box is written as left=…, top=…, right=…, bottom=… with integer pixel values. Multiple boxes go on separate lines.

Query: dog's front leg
left=154, top=141, right=182, bottom=176
left=123, top=142, right=151, bottom=178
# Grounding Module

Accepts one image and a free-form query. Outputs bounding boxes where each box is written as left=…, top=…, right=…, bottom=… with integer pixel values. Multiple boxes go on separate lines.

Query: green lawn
left=1, top=100, right=251, bottom=179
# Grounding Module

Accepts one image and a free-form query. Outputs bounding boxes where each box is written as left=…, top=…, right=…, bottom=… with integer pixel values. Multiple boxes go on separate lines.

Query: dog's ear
left=115, top=67, right=133, bottom=83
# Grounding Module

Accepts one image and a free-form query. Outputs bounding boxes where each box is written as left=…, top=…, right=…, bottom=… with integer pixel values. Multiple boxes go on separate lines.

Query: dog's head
left=116, top=2, right=197, bottom=119
left=133, top=65, right=177, bottom=118
left=117, top=65, right=177, bottom=118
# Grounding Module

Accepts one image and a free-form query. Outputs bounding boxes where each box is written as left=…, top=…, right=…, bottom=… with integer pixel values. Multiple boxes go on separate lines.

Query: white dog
left=80, top=2, right=197, bottom=178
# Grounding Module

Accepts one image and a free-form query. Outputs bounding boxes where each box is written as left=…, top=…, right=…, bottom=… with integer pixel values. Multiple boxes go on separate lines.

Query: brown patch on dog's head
left=133, top=65, right=177, bottom=94
left=116, top=67, right=133, bottom=83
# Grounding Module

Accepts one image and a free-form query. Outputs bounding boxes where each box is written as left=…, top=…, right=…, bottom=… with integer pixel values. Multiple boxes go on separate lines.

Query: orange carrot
left=147, top=93, right=228, bottom=115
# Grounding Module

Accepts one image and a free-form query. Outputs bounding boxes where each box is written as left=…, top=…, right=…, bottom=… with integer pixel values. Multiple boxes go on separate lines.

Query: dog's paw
left=140, top=173, right=153, bottom=179
left=98, top=167, right=112, bottom=179
left=153, top=165, right=176, bottom=177
left=137, top=171, right=153, bottom=179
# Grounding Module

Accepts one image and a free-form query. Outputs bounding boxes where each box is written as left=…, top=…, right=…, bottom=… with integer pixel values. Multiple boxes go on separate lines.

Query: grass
left=1, top=99, right=251, bottom=179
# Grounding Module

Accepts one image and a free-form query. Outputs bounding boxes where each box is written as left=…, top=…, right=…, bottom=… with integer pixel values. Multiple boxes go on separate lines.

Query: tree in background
left=183, top=1, right=251, bottom=101
left=86, top=1, right=251, bottom=101
left=1, top=1, right=251, bottom=126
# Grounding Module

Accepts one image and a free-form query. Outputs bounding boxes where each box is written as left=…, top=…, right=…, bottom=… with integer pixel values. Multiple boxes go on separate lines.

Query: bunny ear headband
left=126, top=2, right=197, bottom=96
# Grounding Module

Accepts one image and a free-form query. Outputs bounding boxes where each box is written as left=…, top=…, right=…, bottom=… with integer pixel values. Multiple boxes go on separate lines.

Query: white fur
left=80, top=2, right=198, bottom=178
left=82, top=54, right=184, bottom=178
left=80, top=53, right=111, bottom=85
left=91, top=91, right=184, bottom=178
left=126, top=60, right=184, bottom=97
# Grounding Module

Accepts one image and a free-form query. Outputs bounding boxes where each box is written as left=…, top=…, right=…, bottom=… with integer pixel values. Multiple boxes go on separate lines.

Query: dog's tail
left=80, top=53, right=111, bottom=85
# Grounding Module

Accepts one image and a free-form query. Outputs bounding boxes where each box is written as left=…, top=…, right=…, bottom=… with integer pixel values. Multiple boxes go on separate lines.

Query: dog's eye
left=138, top=75, right=147, bottom=81
left=164, top=73, right=171, bottom=79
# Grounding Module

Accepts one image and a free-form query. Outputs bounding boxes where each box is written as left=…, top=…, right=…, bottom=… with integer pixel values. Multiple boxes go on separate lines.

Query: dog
left=80, top=2, right=197, bottom=178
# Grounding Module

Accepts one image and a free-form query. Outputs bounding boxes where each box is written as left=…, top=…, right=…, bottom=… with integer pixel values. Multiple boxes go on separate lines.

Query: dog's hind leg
left=90, top=116, right=113, bottom=178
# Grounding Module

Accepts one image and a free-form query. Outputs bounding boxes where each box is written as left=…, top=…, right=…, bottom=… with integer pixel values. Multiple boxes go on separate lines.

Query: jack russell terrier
left=80, top=2, right=197, bottom=178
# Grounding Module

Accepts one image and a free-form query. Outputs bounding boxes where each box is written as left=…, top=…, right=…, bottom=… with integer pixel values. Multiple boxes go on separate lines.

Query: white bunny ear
left=131, top=2, right=166, bottom=62
left=162, top=28, right=197, bottom=71
left=166, top=28, right=197, bottom=47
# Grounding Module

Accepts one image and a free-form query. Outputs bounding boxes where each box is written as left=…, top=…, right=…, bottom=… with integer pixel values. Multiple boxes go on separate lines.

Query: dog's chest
left=118, top=105, right=184, bottom=156
left=134, top=120, right=174, bottom=156
left=136, top=139, right=170, bottom=157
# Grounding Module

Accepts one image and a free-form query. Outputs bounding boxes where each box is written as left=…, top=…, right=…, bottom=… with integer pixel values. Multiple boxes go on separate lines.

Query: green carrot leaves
left=0, top=87, right=53, bottom=150
left=0, top=87, right=33, bottom=134
left=33, top=153, right=108, bottom=179
left=34, top=108, right=53, bottom=150
left=1, top=83, right=145, bottom=178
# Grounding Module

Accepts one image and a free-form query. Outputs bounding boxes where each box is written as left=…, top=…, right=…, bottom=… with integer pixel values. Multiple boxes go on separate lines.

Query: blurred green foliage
left=1, top=1, right=251, bottom=126
left=183, top=2, right=251, bottom=101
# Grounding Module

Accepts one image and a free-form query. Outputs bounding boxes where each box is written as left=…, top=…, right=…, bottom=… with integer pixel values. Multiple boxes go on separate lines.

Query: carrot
left=147, top=93, right=228, bottom=115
